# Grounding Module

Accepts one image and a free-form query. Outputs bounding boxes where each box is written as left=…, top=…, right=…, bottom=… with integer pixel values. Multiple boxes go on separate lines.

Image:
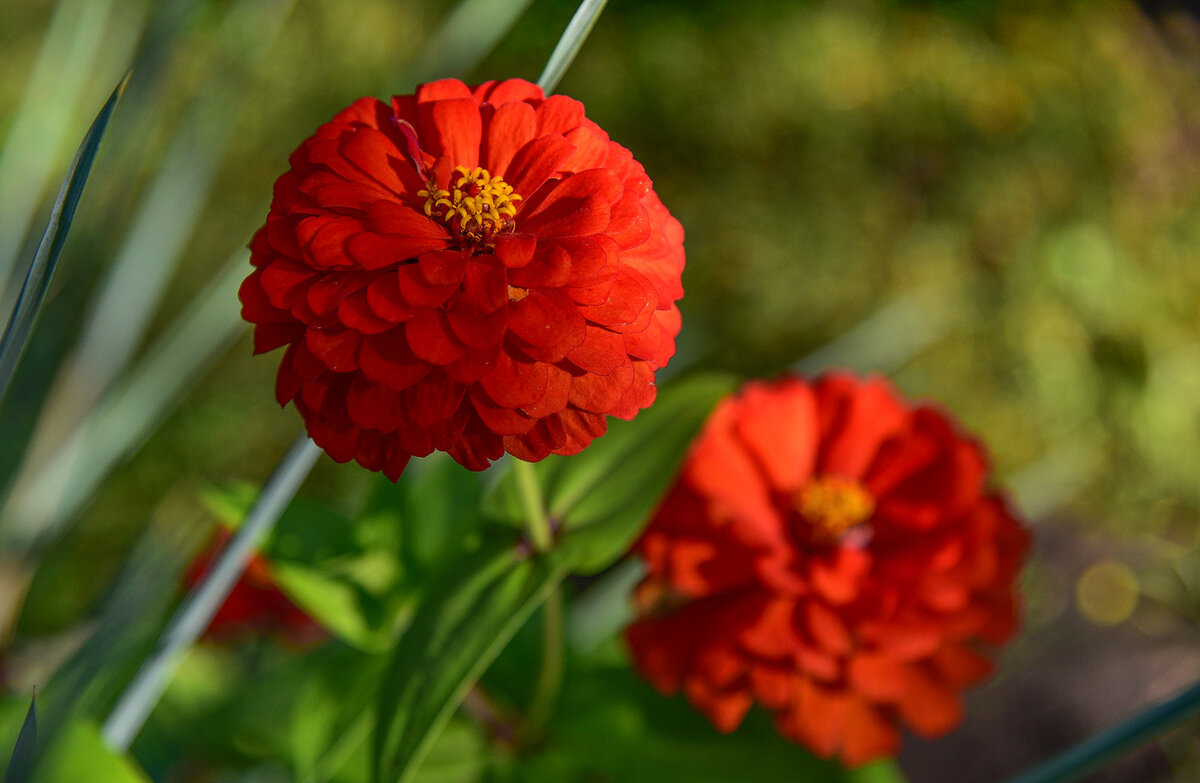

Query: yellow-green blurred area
left=5, top=0, right=1200, bottom=779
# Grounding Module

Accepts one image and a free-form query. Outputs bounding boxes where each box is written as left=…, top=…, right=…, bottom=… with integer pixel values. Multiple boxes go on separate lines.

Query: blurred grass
left=3, top=0, right=1200, bottom=776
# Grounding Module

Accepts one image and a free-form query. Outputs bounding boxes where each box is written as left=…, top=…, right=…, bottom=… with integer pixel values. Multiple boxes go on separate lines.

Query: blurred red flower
left=626, top=373, right=1029, bottom=767
left=240, top=78, right=684, bottom=479
left=184, top=529, right=324, bottom=647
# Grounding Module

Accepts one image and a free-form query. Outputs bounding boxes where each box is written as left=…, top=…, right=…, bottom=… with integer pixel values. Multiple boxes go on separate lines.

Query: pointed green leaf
left=0, top=72, right=128, bottom=407
left=373, top=545, right=573, bottom=783
left=32, top=720, right=149, bottom=783
left=3, top=694, right=36, bottom=783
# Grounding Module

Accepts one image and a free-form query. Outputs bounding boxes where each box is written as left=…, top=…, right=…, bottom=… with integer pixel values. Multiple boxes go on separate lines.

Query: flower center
left=419, top=166, right=521, bottom=249
left=794, top=475, right=875, bottom=543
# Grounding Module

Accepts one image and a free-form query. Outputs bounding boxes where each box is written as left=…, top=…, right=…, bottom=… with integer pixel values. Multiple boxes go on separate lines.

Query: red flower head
left=184, top=529, right=325, bottom=647
left=240, top=78, right=685, bottom=479
left=626, top=373, right=1029, bottom=767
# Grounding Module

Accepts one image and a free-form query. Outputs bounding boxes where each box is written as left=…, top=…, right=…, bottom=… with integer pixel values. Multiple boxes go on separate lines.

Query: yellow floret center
left=419, top=166, right=521, bottom=247
left=795, top=475, right=875, bottom=543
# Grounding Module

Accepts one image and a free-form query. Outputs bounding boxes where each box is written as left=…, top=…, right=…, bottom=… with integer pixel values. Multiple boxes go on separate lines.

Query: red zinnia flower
left=184, top=529, right=325, bottom=647
left=239, top=78, right=684, bottom=479
left=626, top=373, right=1029, bottom=767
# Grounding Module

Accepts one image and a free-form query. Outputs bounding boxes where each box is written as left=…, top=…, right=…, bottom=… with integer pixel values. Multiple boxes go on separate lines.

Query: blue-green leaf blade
left=0, top=71, right=128, bottom=408
left=3, top=694, right=36, bottom=783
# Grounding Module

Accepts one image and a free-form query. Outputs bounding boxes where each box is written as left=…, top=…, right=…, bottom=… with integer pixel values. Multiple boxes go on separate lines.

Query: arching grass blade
left=0, top=72, right=129, bottom=410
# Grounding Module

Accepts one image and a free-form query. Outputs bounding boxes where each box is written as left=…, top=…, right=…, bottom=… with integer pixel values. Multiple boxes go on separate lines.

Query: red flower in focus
left=184, top=529, right=324, bottom=647
left=626, top=374, right=1029, bottom=767
left=240, top=78, right=684, bottom=479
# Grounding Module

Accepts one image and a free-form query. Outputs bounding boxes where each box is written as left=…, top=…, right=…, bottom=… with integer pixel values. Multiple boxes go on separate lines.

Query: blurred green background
left=4, top=0, right=1200, bottom=780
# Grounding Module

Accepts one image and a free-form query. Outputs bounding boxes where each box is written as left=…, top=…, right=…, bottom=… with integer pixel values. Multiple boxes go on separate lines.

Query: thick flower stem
left=100, top=433, right=321, bottom=752
left=1006, top=678, right=1200, bottom=783
left=513, top=459, right=552, bottom=553
left=520, top=585, right=564, bottom=746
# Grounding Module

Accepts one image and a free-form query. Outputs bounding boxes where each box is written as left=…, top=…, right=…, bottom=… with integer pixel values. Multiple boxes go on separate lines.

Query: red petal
left=400, top=370, right=467, bottom=428
left=484, top=101, right=536, bottom=178
left=406, top=309, right=465, bottom=365
left=337, top=289, right=395, bottom=334
left=521, top=172, right=622, bottom=238
left=366, top=273, right=417, bottom=322
left=579, top=266, right=655, bottom=332
left=494, top=233, right=537, bottom=269
left=469, top=391, right=536, bottom=436
left=815, top=375, right=908, bottom=479
left=396, top=264, right=457, bottom=308
left=565, top=325, right=627, bottom=375
left=297, top=216, right=358, bottom=269
left=359, top=328, right=431, bottom=391
left=422, top=97, right=481, bottom=168
left=339, top=126, right=412, bottom=195
left=839, top=696, right=901, bottom=767
left=346, top=232, right=448, bottom=270
left=418, top=248, right=469, bottom=286
left=416, top=79, right=474, bottom=102
left=480, top=78, right=543, bottom=105
left=734, top=377, right=818, bottom=491
left=507, top=241, right=572, bottom=288
left=445, top=299, right=508, bottom=348
left=568, top=361, right=632, bottom=413
left=554, top=409, right=606, bottom=454
left=897, top=666, right=963, bottom=738
left=521, top=363, right=571, bottom=419
left=508, top=289, right=586, bottom=354
left=255, top=322, right=304, bottom=354
left=445, top=345, right=501, bottom=384
left=504, top=135, right=577, bottom=200
left=536, top=95, right=586, bottom=136
left=478, top=351, right=548, bottom=409
left=304, top=328, right=360, bottom=371
left=346, top=377, right=404, bottom=432
left=365, top=200, right=449, bottom=239
left=462, top=257, right=510, bottom=314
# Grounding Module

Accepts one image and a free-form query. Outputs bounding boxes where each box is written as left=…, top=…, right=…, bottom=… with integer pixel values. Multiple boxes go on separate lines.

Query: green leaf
left=373, top=545, right=573, bottom=783
left=485, top=373, right=734, bottom=574
left=0, top=72, right=128, bottom=408
left=3, top=694, right=36, bottom=783
left=32, top=720, right=148, bottom=783
left=200, top=483, right=415, bottom=652
left=503, top=662, right=905, bottom=783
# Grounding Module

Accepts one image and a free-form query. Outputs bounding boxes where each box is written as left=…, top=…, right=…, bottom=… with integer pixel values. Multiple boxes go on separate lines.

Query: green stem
left=520, top=585, right=564, bottom=745
left=513, top=459, right=551, bottom=552
left=1006, top=678, right=1200, bottom=783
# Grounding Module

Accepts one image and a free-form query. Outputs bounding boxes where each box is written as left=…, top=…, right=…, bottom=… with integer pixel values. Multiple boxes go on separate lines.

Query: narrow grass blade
left=0, top=0, right=117, bottom=305
left=537, top=0, right=609, bottom=94
left=101, top=434, right=321, bottom=752
left=0, top=253, right=246, bottom=556
left=65, top=0, right=296, bottom=407
left=2, top=693, right=36, bottom=783
left=0, top=72, right=129, bottom=410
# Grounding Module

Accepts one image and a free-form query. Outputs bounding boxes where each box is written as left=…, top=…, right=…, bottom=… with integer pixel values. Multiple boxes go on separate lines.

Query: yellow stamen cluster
left=795, top=475, right=875, bottom=543
left=419, top=166, right=521, bottom=247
